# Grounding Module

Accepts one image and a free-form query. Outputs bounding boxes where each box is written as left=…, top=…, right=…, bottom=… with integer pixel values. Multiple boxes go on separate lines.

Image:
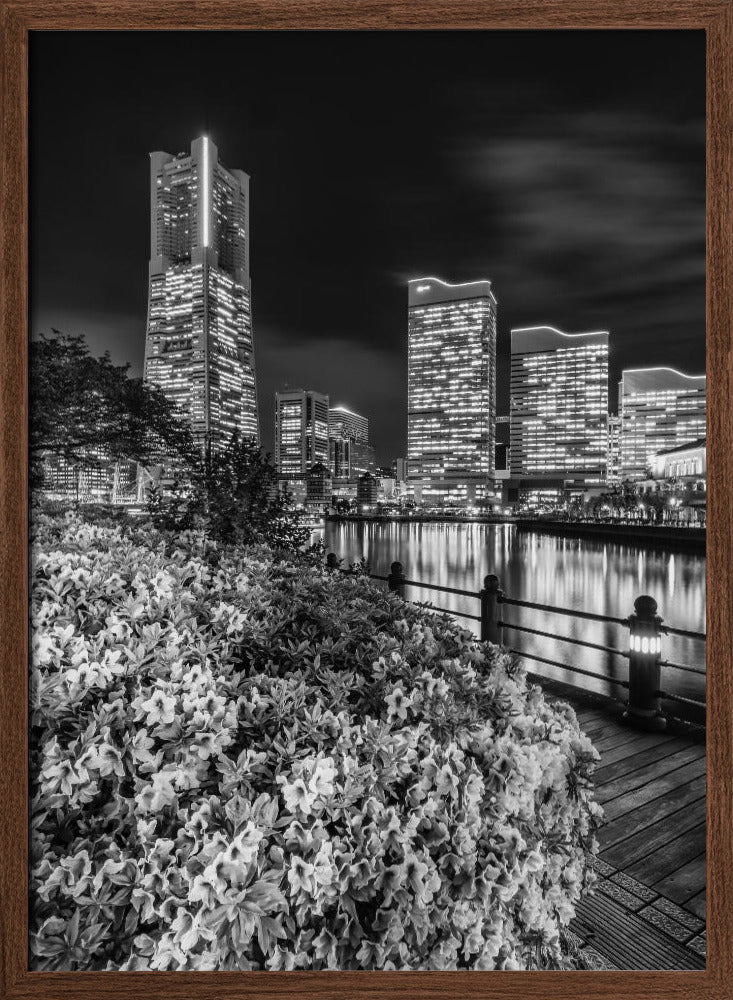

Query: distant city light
left=623, top=366, right=706, bottom=380
left=512, top=325, right=609, bottom=338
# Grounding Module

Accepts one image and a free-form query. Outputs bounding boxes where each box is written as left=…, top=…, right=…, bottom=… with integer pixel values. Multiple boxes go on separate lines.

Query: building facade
left=648, top=438, right=706, bottom=484
left=393, top=458, right=408, bottom=483
left=41, top=451, right=141, bottom=505
left=509, top=326, right=609, bottom=489
left=328, top=405, right=374, bottom=480
left=607, top=414, right=622, bottom=485
left=407, top=277, right=497, bottom=507
left=357, top=472, right=378, bottom=508
left=619, top=368, right=706, bottom=481
left=143, top=136, right=258, bottom=451
left=306, top=462, right=332, bottom=506
left=275, top=389, right=330, bottom=481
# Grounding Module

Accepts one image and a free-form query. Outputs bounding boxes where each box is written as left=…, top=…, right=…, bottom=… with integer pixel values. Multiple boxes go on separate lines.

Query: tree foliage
left=148, top=434, right=310, bottom=552
left=33, top=332, right=307, bottom=551
left=30, top=331, right=196, bottom=485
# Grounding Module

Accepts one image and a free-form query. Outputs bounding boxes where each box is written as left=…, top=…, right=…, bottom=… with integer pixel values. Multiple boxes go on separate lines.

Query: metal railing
left=325, top=552, right=706, bottom=728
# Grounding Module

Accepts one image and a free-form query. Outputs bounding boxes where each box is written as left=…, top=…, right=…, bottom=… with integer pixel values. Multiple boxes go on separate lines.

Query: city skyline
left=30, top=30, right=705, bottom=463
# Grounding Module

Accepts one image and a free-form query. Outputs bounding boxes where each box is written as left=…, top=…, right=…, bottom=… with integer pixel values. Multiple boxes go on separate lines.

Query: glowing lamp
left=624, top=595, right=666, bottom=731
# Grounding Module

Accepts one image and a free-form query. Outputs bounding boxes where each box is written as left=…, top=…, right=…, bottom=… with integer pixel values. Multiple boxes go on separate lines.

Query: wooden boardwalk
left=568, top=703, right=706, bottom=970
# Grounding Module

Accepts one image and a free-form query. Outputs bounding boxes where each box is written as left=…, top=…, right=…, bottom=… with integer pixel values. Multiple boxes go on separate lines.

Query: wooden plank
left=592, top=728, right=667, bottom=755
left=590, top=723, right=640, bottom=746
left=625, top=823, right=706, bottom=884
left=686, top=889, right=706, bottom=921
left=653, top=853, right=707, bottom=903
left=600, top=798, right=706, bottom=868
left=601, top=757, right=707, bottom=824
left=570, top=891, right=704, bottom=970
left=578, top=711, right=613, bottom=730
left=575, top=708, right=608, bottom=724
left=596, top=745, right=705, bottom=805
left=600, top=779, right=705, bottom=849
left=594, top=737, right=689, bottom=783
left=594, top=731, right=678, bottom=768
left=580, top=723, right=613, bottom=743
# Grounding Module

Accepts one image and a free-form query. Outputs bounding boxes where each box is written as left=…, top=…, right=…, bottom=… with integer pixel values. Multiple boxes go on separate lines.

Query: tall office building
left=328, top=405, right=374, bottom=480
left=407, top=277, right=497, bottom=507
left=510, top=326, right=609, bottom=487
left=143, top=136, right=258, bottom=451
left=275, top=389, right=330, bottom=480
left=619, top=368, right=706, bottom=480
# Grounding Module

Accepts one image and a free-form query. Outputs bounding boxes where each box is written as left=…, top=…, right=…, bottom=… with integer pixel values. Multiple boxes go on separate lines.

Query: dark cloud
left=30, top=30, right=705, bottom=462
left=448, top=109, right=706, bottom=405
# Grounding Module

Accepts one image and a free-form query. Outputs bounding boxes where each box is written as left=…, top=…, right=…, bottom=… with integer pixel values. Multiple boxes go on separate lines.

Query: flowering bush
left=30, top=512, right=601, bottom=971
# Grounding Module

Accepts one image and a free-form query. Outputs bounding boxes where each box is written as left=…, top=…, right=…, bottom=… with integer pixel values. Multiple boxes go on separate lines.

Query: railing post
left=480, top=574, right=503, bottom=645
left=624, top=595, right=666, bottom=731
left=388, top=560, right=406, bottom=597
left=325, top=552, right=339, bottom=571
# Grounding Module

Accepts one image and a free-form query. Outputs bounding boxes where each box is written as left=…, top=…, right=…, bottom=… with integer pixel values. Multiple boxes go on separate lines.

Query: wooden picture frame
left=1, top=1, right=730, bottom=997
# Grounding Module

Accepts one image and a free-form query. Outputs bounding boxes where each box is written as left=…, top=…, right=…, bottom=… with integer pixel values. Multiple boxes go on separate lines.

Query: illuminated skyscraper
left=275, top=389, right=330, bottom=480
left=328, top=405, right=374, bottom=480
left=510, top=326, right=609, bottom=485
left=619, top=368, right=706, bottom=480
left=407, top=277, right=497, bottom=507
left=144, top=136, right=258, bottom=451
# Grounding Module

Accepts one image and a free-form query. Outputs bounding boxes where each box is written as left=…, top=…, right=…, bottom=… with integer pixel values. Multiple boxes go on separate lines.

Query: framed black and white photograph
left=1, top=2, right=731, bottom=999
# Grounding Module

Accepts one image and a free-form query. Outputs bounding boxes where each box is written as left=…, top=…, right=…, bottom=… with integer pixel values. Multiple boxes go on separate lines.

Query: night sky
left=30, top=30, right=705, bottom=463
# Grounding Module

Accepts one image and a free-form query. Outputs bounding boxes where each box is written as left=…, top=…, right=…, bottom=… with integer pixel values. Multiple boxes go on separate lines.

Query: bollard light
left=624, top=595, right=666, bottom=731
left=629, top=631, right=662, bottom=655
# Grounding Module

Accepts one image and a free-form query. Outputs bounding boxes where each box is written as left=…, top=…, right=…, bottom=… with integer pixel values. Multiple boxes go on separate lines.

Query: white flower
left=279, top=777, right=313, bottom=817
left=308, top=756, right=336, bottom=798
left=385, top=686, right=412, bottom=722
left=140, top=690, right=176, bottom=727
left=135, top=770, right=176, bottom=813
left=287, top=855, right=315, bottom=895
left=84, top=742, right=124, bottom=778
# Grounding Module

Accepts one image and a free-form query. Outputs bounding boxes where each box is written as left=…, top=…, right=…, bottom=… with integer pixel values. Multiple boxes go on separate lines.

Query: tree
left=150, top=434, right=310, bottom=552
left=30, top=331, right=196, bottom=486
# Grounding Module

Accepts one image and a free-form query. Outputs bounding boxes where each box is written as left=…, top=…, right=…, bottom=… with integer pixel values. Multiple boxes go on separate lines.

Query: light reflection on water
left=317, top=521, right=706, bottom=707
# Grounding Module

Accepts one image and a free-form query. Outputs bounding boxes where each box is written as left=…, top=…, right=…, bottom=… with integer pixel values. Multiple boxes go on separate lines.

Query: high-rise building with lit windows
left=143, top=136, right=258, bottom=451
left=328, top=405, right=375, bottom=480
left=275, top=389, right=330, bottom=480
left=509, top=326, right=609, bottom=484
left=407, top=277, right=497, bottom=507
left=619, top=368, right=706, bottom=480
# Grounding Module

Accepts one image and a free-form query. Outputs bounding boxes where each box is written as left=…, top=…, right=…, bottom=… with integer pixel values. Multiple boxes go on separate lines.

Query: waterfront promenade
left=514, top=517, right=705, bottom=552
left=567, top=701, right=706, bottom=970
left=326, top=513, right=705, bottom=551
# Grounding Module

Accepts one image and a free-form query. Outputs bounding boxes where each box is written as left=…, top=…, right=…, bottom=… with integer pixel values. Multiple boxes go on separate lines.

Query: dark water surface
left=317, top=520, right=706, bottom=708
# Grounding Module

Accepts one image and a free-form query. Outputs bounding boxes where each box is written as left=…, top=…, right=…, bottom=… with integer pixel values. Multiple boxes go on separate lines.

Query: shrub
left=146, top=435, right=311, bottom=552
left=29, top=513, right=602, bottom=971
